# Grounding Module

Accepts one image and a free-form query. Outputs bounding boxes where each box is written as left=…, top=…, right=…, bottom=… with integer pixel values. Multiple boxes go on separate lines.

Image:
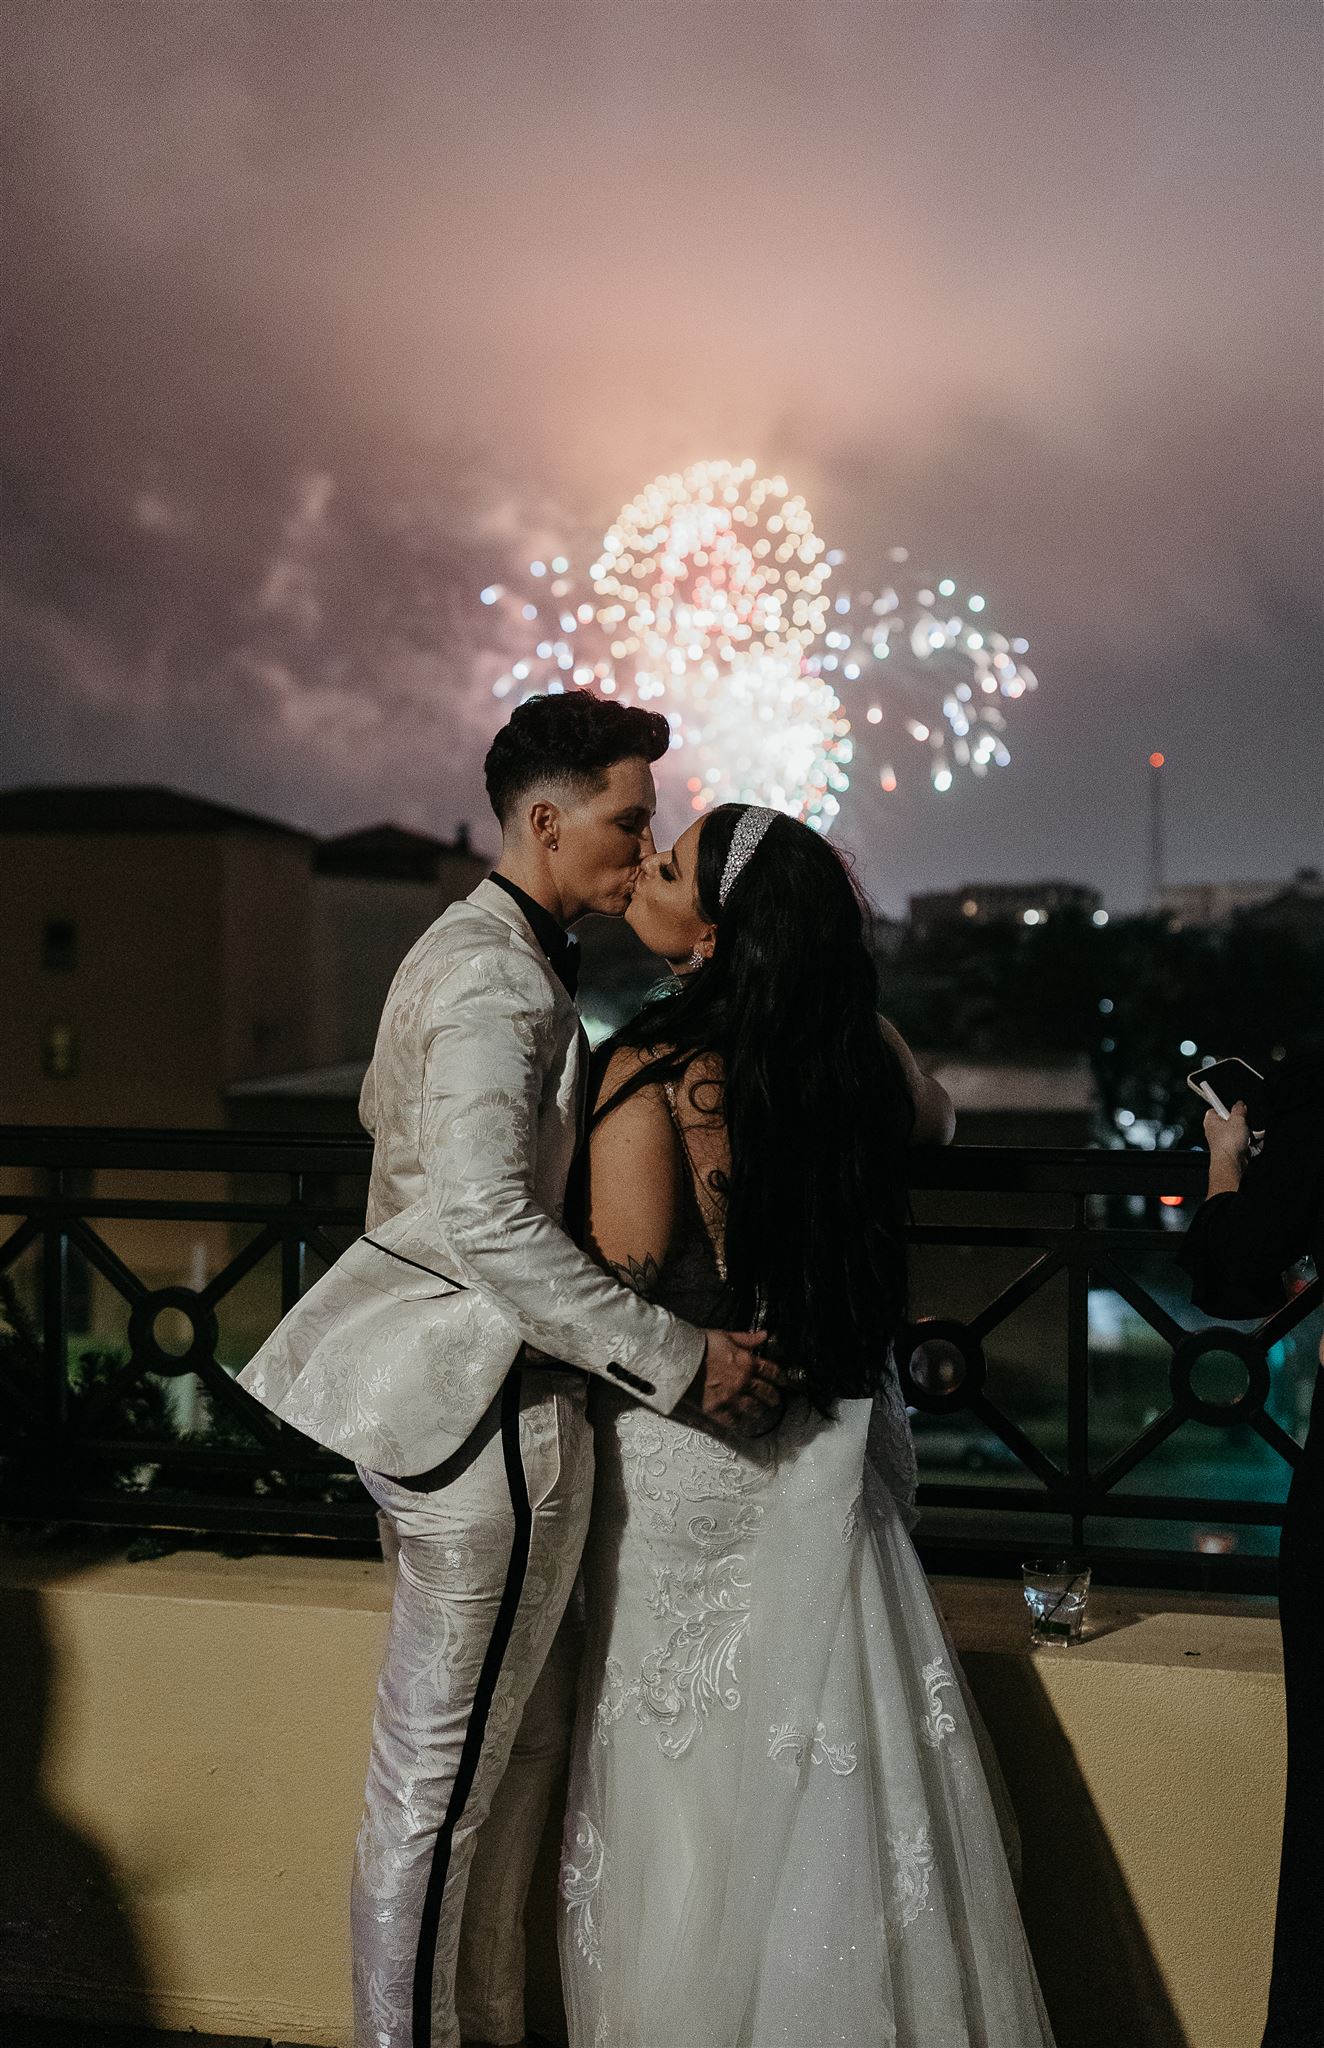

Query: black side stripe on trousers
left=410, top=1369, right=532, bottom=2048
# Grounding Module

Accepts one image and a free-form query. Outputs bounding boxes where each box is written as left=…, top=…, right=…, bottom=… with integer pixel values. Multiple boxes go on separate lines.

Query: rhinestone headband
left=718, top=805, right=780, bottom=909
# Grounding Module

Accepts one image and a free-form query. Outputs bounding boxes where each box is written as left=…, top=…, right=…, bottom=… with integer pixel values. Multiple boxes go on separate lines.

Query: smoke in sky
left=2, top=2, right=1321, bottom=903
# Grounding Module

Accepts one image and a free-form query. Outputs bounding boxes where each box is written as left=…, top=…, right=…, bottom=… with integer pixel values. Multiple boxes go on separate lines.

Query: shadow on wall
left=0, top=1582, right=155, bottom=2026
left=964, top=1649, right=1187, bottom=2048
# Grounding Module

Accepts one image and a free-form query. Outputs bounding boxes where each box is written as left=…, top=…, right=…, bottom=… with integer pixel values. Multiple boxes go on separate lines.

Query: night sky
left=3, top=2, right=1321, bottom=913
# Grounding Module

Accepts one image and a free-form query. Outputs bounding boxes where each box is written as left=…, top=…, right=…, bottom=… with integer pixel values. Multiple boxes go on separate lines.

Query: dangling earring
left=686, top=946, right=706, bottom=973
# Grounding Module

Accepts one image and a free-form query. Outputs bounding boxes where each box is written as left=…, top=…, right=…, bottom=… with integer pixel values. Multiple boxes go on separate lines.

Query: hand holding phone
left=1186, top=1056, right=1267, bottom=1131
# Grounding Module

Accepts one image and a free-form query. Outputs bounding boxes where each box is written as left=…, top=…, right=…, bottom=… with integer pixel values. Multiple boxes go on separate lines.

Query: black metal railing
left=1, top=1126, right=1318, bottom=1588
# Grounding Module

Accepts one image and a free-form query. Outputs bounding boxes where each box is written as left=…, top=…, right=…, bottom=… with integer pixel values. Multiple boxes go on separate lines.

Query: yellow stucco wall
left=0, top=1547, right=1285, bottom=2048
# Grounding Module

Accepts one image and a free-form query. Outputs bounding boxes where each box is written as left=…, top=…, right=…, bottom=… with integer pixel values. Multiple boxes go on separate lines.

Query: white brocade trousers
left=353, top=1369, right=592, bottom=2048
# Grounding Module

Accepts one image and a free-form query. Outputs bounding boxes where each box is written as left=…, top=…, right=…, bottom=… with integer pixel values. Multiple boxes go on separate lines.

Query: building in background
left=310, top=823, right=485, bottom=1067
left=0, top=786, right=486, bottom=1129
left=1157, top=868, right=1324, bottom=938
left=1, top=787, right=315, bottom=1128
left=908, top=881, right=1102, bottom=942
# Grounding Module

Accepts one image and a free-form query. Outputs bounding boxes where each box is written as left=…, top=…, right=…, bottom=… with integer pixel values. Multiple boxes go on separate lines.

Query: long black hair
left=598, top=803, right=914, bottom=1409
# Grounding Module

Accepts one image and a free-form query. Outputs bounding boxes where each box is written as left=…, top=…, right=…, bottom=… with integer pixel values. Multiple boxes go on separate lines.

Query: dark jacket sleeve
left=1175, top=1054, right=1324, bottom=1321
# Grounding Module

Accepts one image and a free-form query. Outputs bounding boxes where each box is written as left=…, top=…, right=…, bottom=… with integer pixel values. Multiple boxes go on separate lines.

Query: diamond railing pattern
left=1, top=1127, right=1318, bottom=1586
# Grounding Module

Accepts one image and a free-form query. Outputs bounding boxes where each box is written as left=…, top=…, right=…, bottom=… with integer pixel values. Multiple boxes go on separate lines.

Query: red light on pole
left=1147, top=752, right=1167, bottom=904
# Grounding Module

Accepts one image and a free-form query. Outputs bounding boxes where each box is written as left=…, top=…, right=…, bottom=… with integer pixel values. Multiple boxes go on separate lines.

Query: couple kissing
left=240, top=689, right=1054, bottom=2048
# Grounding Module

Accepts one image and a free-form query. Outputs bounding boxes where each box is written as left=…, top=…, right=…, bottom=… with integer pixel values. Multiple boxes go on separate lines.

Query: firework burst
left=482, top=464, right=1037, bottom=830
left=809, top=547, right=1037, bottom=797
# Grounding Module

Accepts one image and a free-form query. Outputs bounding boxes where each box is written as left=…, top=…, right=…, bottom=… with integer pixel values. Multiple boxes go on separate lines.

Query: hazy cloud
left=2, top=1, right=1320, bottom=901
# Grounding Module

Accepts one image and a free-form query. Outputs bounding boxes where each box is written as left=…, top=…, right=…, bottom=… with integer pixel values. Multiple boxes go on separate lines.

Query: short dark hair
left=483, top=691, right=671, bottom=825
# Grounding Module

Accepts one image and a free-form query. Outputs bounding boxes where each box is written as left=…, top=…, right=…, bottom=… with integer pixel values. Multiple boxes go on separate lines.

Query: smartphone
left=1186, top=1057, right=1268, bottom=1130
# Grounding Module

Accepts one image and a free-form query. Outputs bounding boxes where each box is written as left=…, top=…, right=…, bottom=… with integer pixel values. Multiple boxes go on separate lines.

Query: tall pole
left=1148, top=751, right=1166, bottom=909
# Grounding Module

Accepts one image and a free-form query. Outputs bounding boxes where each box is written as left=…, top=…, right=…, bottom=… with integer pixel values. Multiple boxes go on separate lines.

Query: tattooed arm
left=519, top=1068, right=675, bottom=1368
left=554, top=1047, right=776, bottom=1430
left=584, top=1047, right=683, bottom=1297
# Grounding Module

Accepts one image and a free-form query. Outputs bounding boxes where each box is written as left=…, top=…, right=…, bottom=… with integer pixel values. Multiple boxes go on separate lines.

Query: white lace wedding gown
left=558, top=1097, right=1056, bottom=2048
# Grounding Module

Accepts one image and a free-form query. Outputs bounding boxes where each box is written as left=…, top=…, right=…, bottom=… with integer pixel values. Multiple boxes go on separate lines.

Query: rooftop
left=0, top=785, right=311, bottom=841
left=313, top=821, right=477, bottom=880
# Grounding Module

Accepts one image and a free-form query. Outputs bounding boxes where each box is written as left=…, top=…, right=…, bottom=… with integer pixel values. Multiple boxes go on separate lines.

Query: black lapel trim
left=361, top=1236, right=466, bottom=1292
left=409, top=1369, right=532, bottom=2047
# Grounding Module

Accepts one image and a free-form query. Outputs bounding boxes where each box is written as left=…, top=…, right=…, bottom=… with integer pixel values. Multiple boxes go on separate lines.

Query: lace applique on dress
left=768, top=1720, right=859, bottom=1775
left=560, top=1813, right=606, bottom=1969
left=920, top=1657, right=958, bottom=1747
left=888, top=1821, right=936, bottom=1930
left=635, top=1548, right=752, bottom=1758
left=594, top=1658, right=630, bottom=1747
left=615, top=1417, right=675, bottom=1528
left=614, top=1407, right=772, bottom=1536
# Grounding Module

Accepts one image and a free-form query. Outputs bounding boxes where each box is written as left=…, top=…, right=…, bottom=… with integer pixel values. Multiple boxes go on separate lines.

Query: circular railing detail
left=1169, top=1327, right=1270, bottom=1429
left=127, top=1287, right=220, bottom=1379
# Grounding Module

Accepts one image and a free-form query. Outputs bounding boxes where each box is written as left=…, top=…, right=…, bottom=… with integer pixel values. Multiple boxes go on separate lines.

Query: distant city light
left=1023, top=908, right=1042, bottom=925
left=480, top=585, right=502, bottom=605
left=1092, top=909, right=1109, bottom=927
left=937, top=578, right=956, bottom=596
left=1149, top=751, right=1166, bottom=769
left=1179, top=1039, right=1198, bottom=1057
left=529, top=560, right=546, bottom=577
left=1160, top=1195, right=1184, bottom=1208
left=968, top=595, right=985, bottom=612
left=1116, top=1109, right=1137, bottom=1129
left=1099, top=998, right=1115, bottom=1014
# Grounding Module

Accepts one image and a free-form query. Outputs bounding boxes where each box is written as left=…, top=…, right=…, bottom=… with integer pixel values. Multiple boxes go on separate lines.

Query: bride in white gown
left=557, top=803, right=1055, bottom=2048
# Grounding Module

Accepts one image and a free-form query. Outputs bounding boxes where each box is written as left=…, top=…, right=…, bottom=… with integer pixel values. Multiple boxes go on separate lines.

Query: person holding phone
left=1176, top=1053, right=1324, bottom=2048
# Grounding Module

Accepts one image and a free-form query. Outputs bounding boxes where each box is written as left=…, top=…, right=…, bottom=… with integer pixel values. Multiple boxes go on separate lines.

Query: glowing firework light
left=813, top=547, right=1038, bottom=797
left=481, top=462, right=1037, bottom=829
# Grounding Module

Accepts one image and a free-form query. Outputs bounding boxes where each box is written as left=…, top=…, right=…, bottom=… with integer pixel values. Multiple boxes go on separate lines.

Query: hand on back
left=688, top=1328, right=785, bottom=1435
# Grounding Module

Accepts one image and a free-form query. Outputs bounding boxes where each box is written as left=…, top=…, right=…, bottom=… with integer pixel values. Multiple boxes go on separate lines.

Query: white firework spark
left=811, top=545, right=1037, bottom=797
left=481, top=466, right=1037, bottom=828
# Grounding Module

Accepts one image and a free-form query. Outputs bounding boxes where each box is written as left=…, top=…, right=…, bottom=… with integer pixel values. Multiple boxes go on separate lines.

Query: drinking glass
left=1021, top=1558, right=1091, bottom=1645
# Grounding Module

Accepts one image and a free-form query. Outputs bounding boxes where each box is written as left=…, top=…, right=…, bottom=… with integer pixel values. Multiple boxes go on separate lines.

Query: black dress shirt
left=488, top=872, right=580, bottom=999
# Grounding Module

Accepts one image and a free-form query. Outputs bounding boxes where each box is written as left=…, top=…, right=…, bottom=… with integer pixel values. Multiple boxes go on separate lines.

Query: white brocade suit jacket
left=237, top=878, right=706, bottom=1476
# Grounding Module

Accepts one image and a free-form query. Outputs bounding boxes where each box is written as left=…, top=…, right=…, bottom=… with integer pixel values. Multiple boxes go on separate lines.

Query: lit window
left=42, top=1021, right=77, bottom=1078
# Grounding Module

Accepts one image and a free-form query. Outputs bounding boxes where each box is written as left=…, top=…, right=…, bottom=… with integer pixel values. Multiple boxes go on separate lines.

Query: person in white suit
left=239, top=692, right=777, bottom=2048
